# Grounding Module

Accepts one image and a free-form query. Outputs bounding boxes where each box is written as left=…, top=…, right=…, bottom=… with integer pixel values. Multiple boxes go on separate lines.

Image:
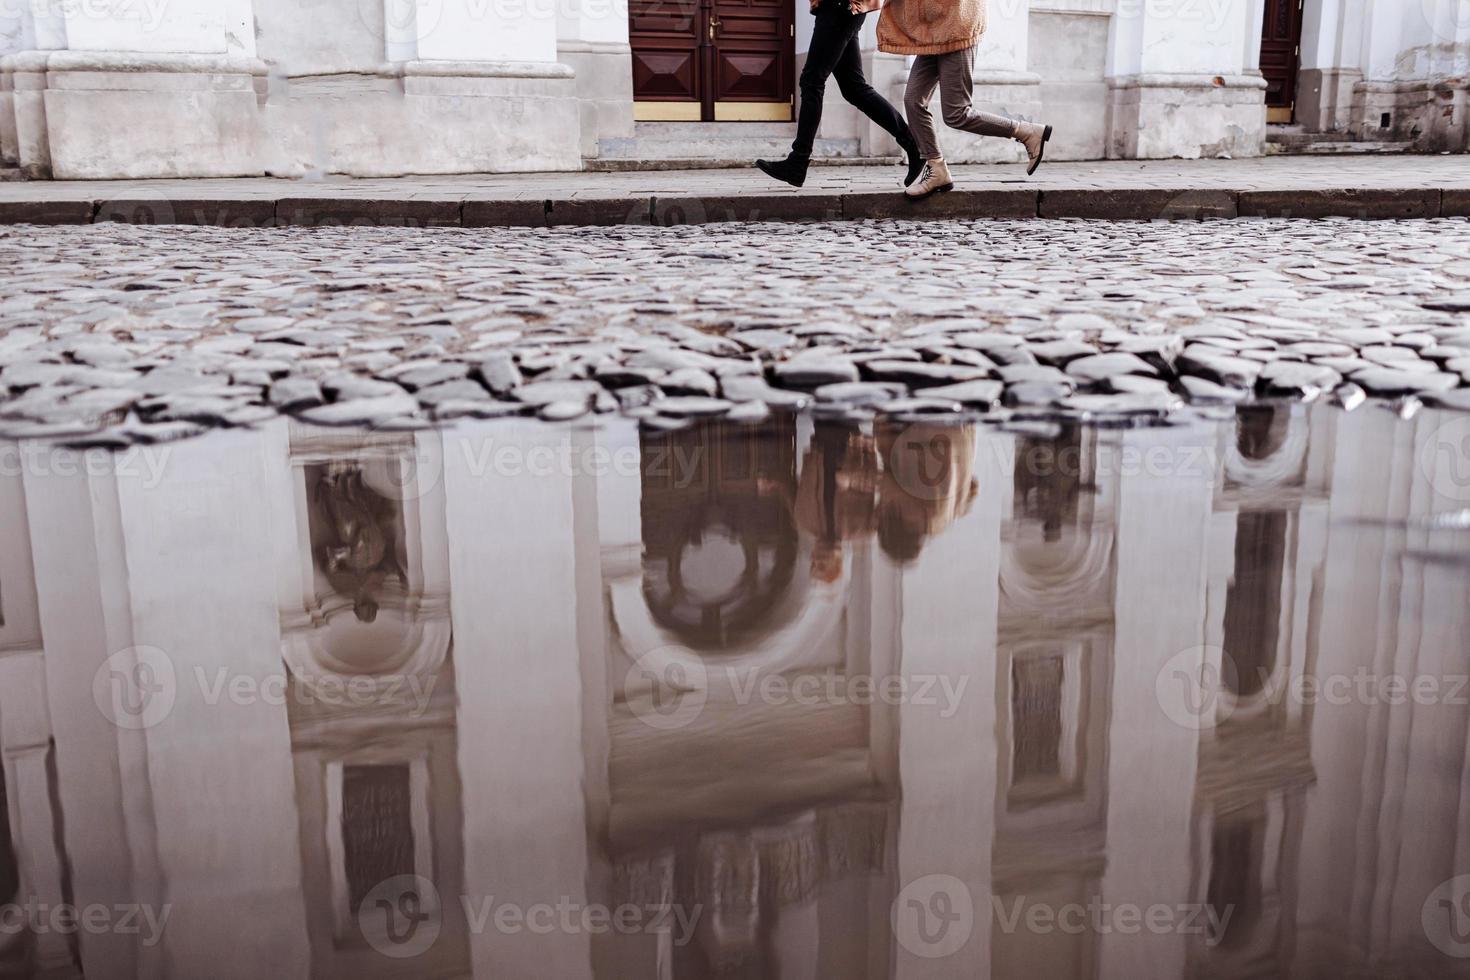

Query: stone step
left=598, top=136, right=862, bottom=163
left=598, top=120, right=862, bottom=163
left=632, top=120, right=800, bottom=139
left=1265, top=139, right=1414, bottom=155
left=588, top=154, right=890, bottom=173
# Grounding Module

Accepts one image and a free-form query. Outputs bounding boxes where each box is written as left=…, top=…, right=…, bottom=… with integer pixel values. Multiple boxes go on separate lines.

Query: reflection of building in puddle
left=593, top=417, right=900, bottom=977
left=1188, top=402, right=1330, bottom=977
left=993, top=423, right=1117, bottom=979
left=275, top=426, right=469, bottom=979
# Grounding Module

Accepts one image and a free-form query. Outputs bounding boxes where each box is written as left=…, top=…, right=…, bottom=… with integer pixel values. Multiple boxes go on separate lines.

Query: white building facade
left=0, top=1, right=1465, bottom=179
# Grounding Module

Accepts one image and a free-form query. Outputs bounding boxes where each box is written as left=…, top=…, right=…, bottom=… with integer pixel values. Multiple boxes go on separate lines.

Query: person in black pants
left=757, top=0, right=923, bottom=189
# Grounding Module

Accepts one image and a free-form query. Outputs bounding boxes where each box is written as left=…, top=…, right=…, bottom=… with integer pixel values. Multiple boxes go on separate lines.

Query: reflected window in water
left=640, top=419, right=800, bottom=648
left=1206, top=815, right=1263, bottom=949
left=1223, top=511, right=1288, bottom=697
left=341, top=764, right=417, bottom=912
left=1235, top=406, right=1292, bottom=462
left=0, top=764, right=16, bottom=905
left=1012, top=656, right=1065, bottom=782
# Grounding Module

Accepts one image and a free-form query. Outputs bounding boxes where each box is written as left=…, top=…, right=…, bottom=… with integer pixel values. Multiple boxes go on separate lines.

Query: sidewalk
left=0, top=156, right=1466, bottom=228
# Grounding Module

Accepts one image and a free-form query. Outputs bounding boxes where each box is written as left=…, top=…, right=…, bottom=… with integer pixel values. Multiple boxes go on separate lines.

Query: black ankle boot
left=898, top=135, right=924, bottom=187
left=756, top=154, right=809, bottom=188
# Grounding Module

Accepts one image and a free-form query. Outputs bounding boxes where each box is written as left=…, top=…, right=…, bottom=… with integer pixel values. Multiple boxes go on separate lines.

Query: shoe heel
left=939, top=184, right=954, bottom=194
left=1042, top=124, right=1053, bottom=143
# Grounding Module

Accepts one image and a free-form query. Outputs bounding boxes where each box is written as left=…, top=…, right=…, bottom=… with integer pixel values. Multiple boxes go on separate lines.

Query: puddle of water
left=2, top=402, right=1470, bottom=978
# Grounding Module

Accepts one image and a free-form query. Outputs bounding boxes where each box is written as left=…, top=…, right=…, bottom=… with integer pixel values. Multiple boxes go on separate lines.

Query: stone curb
left=0, top=187, right=1466, bottom=228
left=1238, top=188, right=1442, bottom=219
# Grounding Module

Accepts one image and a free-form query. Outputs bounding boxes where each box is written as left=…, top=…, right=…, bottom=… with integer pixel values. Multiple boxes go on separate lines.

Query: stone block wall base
left=1296, top=67, right=1360, bottom=133
left=12, top=53, right=269, bottom=180
left=1106, top=74, right=1267, bottom=160
left=1353, top=80, right=1469, bottom=153
left=267, top=63, right=582, bottom=177
left=559, top=43, right=635, bottom=160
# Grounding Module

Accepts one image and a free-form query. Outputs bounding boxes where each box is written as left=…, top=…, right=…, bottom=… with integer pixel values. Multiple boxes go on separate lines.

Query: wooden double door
left=1260, top=0, right=1304, bottom=123
left=630, top=0, right=795, bottom=121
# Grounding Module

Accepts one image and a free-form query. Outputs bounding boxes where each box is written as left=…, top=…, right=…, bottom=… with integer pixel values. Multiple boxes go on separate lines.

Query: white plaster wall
left=254, top=0, right=388, bottom=74
left=557, top=0, right=631, bottom=44
left=1107, top=0, right=1253, bottom=76
left=416, top=0, right=561, bottom=63
left=59, top=0, right=228, bottom=54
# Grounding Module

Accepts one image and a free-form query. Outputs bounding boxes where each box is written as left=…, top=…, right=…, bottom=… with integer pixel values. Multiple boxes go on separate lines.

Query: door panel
left=632, top=0, right=792, bottom=120
left=1259, top=0, right=1303, bottom=121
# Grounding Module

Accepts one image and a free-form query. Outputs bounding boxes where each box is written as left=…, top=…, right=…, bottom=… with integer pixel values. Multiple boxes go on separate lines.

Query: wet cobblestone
left=2, top=218, right=1469, bottom=444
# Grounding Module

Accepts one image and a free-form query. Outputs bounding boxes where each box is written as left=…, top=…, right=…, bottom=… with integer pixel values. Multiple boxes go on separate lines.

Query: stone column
left=893, top=425, right=1002, bottom=980
left=558, top=0, right=636, bottom=159
left=1096, top=423, right=1215, bottom=980
left=442, top=420, right=594, bottom=980
left=1297, top=0, right=1363, bottom=133
left=1104, top=0, right=1267, bottom=158
left=1, top=0, right=266, bottom=178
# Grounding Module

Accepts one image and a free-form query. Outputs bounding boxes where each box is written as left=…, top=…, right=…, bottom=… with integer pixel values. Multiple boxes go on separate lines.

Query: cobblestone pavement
left=2, top=217, right=1470, bottom=445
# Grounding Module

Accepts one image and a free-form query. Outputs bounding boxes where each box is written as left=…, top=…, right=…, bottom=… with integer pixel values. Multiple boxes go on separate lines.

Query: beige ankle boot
left=905, top=158, right=953, bottom=200
left=1014, top=121, right=1053, bottom=176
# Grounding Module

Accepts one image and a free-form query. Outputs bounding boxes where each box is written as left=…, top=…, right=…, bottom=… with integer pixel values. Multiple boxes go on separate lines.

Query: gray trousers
left=904, top=45, right=1016, bottom=161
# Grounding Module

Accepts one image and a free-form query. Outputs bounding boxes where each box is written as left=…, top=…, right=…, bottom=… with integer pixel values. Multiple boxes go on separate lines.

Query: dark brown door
left=630, top=0, right=793, bottom=121
left=1260, top=0, right=1304, bottom=123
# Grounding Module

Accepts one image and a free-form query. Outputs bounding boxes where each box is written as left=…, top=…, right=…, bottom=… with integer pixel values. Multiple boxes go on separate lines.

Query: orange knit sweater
left=877, top=0, right=987, bottom=56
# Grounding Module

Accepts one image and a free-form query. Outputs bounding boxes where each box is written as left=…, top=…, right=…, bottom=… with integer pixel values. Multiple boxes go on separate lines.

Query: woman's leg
left=936, top=46, right=1017, bottom=139
left=902, top=55, right=944, bottom=163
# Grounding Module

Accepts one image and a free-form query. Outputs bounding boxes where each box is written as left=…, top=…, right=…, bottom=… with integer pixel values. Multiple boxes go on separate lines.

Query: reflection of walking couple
left=757, top=0, right=1052, bottom=198
left=792, top=422, right=979, bottom=577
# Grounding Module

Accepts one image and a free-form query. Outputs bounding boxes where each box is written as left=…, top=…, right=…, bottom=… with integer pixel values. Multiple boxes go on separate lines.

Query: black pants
left=793, top=0, right=912, bottom=159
